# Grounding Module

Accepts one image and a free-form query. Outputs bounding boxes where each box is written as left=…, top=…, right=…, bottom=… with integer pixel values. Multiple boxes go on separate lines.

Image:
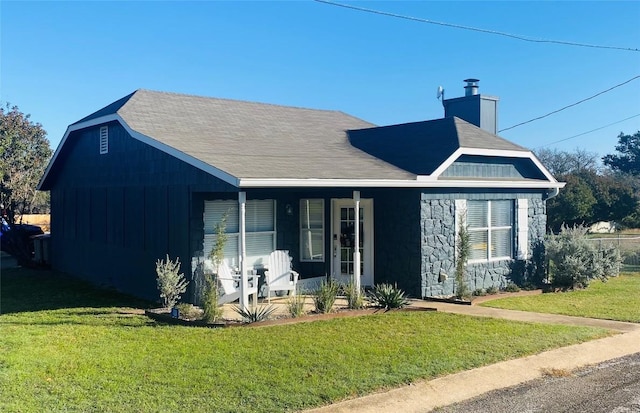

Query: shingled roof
left=85, top=89, right=416, bottom=180
left=348, top=117, right=528, bottom=176
left=41, top=89, right=562, bottom=189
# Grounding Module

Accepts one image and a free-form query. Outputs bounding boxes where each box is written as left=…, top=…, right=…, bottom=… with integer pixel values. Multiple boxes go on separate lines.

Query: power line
left=499, top=75, right=640, bottom=132
left=314, top=0, right=640, bottom=53
left=534, top=113, right=640, bottom=149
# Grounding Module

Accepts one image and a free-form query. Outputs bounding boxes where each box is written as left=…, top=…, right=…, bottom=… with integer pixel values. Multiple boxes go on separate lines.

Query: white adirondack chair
left=217, top=260, right=258, bottom=305
left=264, top=250, right=299, bottom=302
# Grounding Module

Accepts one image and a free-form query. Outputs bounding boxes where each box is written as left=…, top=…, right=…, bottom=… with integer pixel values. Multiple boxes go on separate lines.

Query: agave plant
left=232, top=304, right=277, bottom=323
left=369, top=283, right=409, bottom=310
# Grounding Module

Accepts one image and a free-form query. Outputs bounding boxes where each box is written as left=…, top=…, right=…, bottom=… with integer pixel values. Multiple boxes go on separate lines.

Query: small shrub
left=369, top=283, right=409, bottom=310
left=202, top=277, right=223, bottom=323
left=202, top=212, right=228, bottom=323
left=455, top=222, right=471, bottom=300
left=313, top=279, right=340, bottom=314
left=343, top=281, right=366, bottom=309
left=155, top=254, right=189, bottom=309
left=485, top=285, right=499, bottom=295
left=175, top=303, right=201, bottom=320
left=233, top=305, right=277, bottom=323
left=472, top=288, right=487, bottom=297
left=287, top=293, right=306, bottom=318
left=503, top=282, right=521, bottom=293
left=546, top=225, right=623, bottom=290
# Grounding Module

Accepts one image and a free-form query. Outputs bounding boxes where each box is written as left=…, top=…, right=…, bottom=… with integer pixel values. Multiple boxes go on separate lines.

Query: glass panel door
left=339, top=206, right=364, bottom=276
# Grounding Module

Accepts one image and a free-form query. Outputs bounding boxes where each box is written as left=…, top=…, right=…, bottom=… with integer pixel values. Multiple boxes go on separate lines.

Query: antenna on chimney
left=436, top=85, right=445, bottom=107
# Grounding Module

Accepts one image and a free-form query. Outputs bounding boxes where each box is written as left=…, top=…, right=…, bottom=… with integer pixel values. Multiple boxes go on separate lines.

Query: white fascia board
left=38, top=114, right=121, bottom=190
left=424, top=147, right=559, bottom=183
left=38, top=114, right=240, bottom=189
left=120, top=121, right=240, bottom=187
left=239, top=178, right=565, bottom=189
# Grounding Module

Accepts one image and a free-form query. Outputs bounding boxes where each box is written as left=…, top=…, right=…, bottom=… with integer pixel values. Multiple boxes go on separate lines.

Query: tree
left=602, top=131, right=640, bottom=176
left=535, top=148, right=600, bottom=176
left=0, top=104, right=52, bottom=221
left=547, top=174, right=597, bottom=232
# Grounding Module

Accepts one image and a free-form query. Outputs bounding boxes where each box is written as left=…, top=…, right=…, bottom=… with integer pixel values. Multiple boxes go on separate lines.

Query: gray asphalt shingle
left=114, top=90, right=415, bottom=180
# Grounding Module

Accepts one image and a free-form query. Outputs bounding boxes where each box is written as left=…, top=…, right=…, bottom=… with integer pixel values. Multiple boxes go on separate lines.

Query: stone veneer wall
left=420, top=199, right=456, bottom=297
left=421, top=194, right=547, bottom=297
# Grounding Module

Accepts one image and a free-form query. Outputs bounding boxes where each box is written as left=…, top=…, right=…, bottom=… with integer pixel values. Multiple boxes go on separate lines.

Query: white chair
left=217, top=260, right=258, bottom=305
left=264, top=250, right=299, bottom=302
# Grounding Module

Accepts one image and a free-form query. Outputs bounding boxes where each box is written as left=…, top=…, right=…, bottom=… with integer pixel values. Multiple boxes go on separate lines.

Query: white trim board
left=38, top=114, right=240, bottom=189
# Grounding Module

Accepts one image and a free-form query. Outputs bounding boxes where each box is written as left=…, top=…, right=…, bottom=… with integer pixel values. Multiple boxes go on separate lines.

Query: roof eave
left=238, top=178, right=565, bottom=189
left=38, top=114, right=241, bottom=190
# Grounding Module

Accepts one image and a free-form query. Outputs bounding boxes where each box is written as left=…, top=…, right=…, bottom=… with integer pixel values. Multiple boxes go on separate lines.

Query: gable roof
left=39, top=89, right=563, bottom=190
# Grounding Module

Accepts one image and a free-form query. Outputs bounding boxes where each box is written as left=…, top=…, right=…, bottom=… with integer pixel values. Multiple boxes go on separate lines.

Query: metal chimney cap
left=464, top=78, right=480, bottom=96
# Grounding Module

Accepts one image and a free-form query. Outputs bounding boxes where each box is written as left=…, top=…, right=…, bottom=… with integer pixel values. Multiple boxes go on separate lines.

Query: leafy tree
left=0, top=104, right=52, bottom=221
left=578, top=170, right=638, bottom=224
left=602, top=131, right=640, bottom=176
left=547, top=174, right=596, bottom=232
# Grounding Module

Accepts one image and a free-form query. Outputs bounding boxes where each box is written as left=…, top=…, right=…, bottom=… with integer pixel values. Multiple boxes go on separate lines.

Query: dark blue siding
left=371, top=189, right=422, bottom=297
left=48, top=121, right=237, bottom=300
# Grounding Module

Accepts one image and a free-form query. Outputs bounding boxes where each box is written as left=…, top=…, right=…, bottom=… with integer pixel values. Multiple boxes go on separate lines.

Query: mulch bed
left=144, top=306, right=437, bottom=328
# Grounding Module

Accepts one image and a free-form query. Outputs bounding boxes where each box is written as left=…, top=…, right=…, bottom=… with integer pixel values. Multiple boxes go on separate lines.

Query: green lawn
left=481, top=272, right=640, bottom=323
left=1, top=269, right=610, bottom=413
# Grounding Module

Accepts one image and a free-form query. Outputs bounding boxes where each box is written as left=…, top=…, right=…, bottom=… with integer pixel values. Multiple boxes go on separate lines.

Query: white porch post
left=353, top=191, right=361, bottom=292
left=238, top=192, right=248, bottom=308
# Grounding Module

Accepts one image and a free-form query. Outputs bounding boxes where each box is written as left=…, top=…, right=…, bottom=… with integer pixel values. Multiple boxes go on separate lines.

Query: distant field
left=14, top=214, right=50, bottom=232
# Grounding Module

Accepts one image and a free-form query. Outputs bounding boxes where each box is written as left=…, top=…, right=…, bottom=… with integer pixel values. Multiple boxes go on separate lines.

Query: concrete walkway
left=305, top=299, right=640, bottom=413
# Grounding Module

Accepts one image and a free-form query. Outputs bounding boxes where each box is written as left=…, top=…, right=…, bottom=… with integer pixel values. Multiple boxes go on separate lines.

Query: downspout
left=544, top=187, right=560, bottom=201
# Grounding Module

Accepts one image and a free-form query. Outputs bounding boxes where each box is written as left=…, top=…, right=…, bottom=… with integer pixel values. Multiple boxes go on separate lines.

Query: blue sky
left=2, top=1, right=639, bottom=159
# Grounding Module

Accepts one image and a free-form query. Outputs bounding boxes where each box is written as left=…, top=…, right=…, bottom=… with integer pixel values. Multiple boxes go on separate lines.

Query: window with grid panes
left=467, top=200, right=513, bottom=261
left=300, top=199, right=324, bottom=261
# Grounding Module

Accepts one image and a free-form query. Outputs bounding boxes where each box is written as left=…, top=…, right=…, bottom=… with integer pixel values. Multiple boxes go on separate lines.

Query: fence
left=587, top=236, right=640, bottom=271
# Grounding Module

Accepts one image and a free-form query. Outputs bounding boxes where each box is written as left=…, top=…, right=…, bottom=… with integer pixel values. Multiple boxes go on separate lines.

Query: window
left=300, top=199, right=324, bottom=261
left=203, top=199, right=275, bottom=268
left=99, top=126, right=108, bottom=154
left=467, top=200, right=513, bottom=261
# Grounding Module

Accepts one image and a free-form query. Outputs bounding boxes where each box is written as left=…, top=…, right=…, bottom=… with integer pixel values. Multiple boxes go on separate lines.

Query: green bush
left=455, top=223, right=471, bottom=299
left=202, top=277, right=223, bottom=323
left=286, top=292, right=306, bottom=318
left=202, top=212, right=228, bottom=323
left=233, top=305, right=277, bottom=323
left=503, top=282, right=521, bottom=293
left=343, top=281, right=366, bottom=309
left=175, top=303, right=201, bottom=320
left=369, top=283, right=409, bottom=310
left=472, top=288, right=487, bottom=297
left=155, top=255, right=189, bottom=309
left=485, top=285, right=499, bottom=295
left=546, top=225, right=622, bottom=290
left=313, top=279, right=340, bottom=313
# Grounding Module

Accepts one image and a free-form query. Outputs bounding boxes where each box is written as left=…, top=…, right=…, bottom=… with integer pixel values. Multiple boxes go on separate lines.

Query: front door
left=332, top=199, right=374, bottom=287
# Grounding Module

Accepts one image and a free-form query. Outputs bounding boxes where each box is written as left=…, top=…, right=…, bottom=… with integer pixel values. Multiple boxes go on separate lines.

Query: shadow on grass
left=0, top=267, right=153, bottom=314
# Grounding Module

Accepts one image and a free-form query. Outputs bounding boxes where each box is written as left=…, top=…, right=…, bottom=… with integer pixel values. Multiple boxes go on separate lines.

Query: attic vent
left=99, top=126, right=108, bottom=154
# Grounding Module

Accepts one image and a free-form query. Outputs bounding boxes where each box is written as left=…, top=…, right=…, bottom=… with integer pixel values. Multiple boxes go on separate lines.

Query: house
left=38, top=80, right=563, bottom=304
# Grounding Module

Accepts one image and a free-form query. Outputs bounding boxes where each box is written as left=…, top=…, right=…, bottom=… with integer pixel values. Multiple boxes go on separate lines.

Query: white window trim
left=516, top=199, right=529, bottom=260
left=300, top=199, right=325, bottom=262
left=467, top=200, right=514, bottom=264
